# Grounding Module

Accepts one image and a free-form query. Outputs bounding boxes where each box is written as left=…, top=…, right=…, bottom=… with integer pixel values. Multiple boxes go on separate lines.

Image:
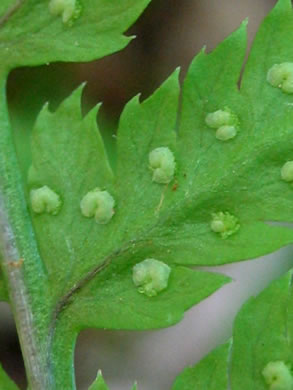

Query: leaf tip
left=84, top=102, right=102, bottom=122
left=241, top=17, right=248, bottom=28
left=131, top=381, right=138, bottom=390
left=39, top=101, right=50, bottom=117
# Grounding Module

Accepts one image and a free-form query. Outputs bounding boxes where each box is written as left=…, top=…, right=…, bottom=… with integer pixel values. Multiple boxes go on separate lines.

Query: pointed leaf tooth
left=88, top=370, right=109, bottom=390
left=131, top=382, right=138, bottom=390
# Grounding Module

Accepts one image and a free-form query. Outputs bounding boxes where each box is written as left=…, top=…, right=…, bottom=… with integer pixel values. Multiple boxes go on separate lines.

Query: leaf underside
left=2, top=0, right=293, bottom=387
left=0, top=0, right=151, bottom=69
left=27, top=0, right=293, bottom=335
left=29, top=81, right=229, bottom=331
left=171, top=270, right=293, bottom=390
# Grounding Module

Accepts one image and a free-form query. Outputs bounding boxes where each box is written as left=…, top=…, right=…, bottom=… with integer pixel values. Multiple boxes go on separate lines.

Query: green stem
left=0, top=70, right=52, bottom=389
left=50, top=322, right=77, bottom=389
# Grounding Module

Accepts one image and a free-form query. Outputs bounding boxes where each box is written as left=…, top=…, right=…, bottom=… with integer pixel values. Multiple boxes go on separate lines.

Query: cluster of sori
left=267, top=62, right=293, bottom=188
left=29, top=146, right=176, bottom=297
left=30, top=186, right=115, bottom=224
left=30, top=184, right=172, bottom=297
left=29, top=146, right=176, bottom=220
left=205, top=108, right=238, bottom=141
left=30, top=60, right=293, bottom=299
